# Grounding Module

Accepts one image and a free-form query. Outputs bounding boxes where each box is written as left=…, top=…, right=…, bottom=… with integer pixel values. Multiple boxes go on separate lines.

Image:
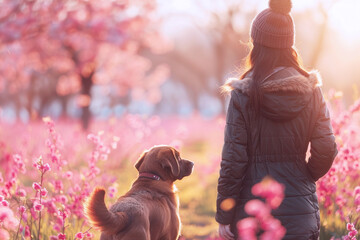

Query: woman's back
left=217, top=67, right=337, bottom=239
left=216, top=1, right=338, bottom=239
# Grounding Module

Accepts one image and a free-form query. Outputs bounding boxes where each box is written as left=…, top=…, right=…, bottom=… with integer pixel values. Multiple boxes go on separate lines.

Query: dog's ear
left=161, top=148, right=180, bottom=177
left=135, top=151, right=147, bottom=171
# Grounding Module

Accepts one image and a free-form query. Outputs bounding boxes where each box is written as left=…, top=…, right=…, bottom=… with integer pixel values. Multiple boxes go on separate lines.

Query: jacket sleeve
left=307, top=88, right=338, bottom=181
left=216, top=91, right=249, bottom=225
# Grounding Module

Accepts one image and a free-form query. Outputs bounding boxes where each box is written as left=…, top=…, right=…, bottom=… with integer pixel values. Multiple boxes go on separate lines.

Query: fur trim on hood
left=222, top=67, right=322, bottom=95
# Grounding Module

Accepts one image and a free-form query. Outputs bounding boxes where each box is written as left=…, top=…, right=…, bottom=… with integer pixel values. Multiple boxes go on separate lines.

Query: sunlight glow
left=329, top=0, right=360, bottom=40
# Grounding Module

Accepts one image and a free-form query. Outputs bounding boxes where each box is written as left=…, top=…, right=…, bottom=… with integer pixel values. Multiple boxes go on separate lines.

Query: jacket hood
left=223, top=67, right=322, bottom=121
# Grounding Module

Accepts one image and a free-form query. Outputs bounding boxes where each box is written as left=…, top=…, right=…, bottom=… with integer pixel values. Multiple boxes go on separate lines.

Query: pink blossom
left=55, top=180, right=63, bottom=191
left=1, top=200, right=9, bottom=207
left=111, top=142, right=118, bottom=149
left=348, top=229, right=358, bottom=238
left=58, top=233, right=66, bottom=239
left=43, top=163, right=51, bottom=172
left=108, top=186, right=117, bottom=198
left=347, top=223, right=355, bottom=231
left=74, top=184, right=81, bottom=192
left=85, top=232, right=93, bottom=238
left=40, top=188, right=48, bottom=197
left=32, top=182, right=41, bottom=191
left=34, top=202, right=44, bottom=212
left=0, top=229, right=10, bottom=240
left=354, top=187, right=360, bottom=196
left=53, top=224, right=61, bottom=232
left=5, top=181, right=12, bottom=190
left=0, top=206, right=19, bottom=230
left=65, top=171, right=73, bottom=179
left=16, top=189, right=26, bottom=197
left=58, top=195, right=68, bottom=204
left=251, top=177, right=285, bottom=209
left=18, top=206, right=26, bottom=213
left=244, top=200, right=270, bottom=219
left=50, top=236, right=58, bottom=240
left=58, top=210, right=68, bottom=219
left=24, top=225, right=30, bottom=237
left=75, top=232, right=84, bottom=239
left=100, top=153, right=108, bottom=161
left=109, top=186, right=116, bottom=193
left=237, top=218, right=258, bottom=240
left=0, top=195, right=3, bottom=202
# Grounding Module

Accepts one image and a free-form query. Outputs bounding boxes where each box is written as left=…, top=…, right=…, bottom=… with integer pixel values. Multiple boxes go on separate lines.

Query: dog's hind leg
left=114, top=217, right=151, bottom=240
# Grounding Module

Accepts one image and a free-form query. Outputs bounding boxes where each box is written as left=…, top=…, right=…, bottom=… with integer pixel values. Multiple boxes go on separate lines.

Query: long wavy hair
left=241, top=43, right=309, bottom=113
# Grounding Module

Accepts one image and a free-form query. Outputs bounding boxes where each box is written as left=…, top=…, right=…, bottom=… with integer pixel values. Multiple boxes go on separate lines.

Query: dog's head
left=135, top=145, right=194, bottom=181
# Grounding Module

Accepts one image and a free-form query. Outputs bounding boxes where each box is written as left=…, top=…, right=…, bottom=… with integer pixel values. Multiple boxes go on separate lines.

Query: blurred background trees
left=0, top=0, right=359, bottom=129
left=0, top=0, right=169, bottom=129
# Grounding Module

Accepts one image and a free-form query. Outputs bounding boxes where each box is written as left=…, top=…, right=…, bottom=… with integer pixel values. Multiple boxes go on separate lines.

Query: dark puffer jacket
left=216, top=67, right=338, bottom=239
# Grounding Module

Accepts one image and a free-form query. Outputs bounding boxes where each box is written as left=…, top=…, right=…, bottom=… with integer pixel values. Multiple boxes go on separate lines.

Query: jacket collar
left=222, top=67, right=322, bottom=95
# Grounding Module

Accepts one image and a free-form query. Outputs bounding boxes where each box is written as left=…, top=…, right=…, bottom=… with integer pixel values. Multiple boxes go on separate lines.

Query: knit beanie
left=250, top=0, right=295, bottom=49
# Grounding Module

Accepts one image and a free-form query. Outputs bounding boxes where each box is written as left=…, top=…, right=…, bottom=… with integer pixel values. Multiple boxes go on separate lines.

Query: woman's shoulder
left=222, top=67, right=322, bottom=96
left=221, top=74, right=253, bottom=96
left=264, top=67, right=322, bottom=94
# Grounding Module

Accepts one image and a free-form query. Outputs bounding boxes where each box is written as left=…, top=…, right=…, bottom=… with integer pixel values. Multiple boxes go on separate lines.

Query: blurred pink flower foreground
left=237, top=177, right=286, bottom=240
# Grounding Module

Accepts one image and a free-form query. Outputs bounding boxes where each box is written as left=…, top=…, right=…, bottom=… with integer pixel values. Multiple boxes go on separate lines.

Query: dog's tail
left=84, top=188, right=128, bottom=234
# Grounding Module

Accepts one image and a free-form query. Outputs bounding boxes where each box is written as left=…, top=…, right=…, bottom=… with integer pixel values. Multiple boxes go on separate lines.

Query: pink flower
left=65, top=171, right=73, bottom=179
left=53, top=224, right=61, bottom=232
left=34, top=202, right=44, bottom=212
left=347, top=223, right=355, bottom=231
left=13, top=154, right=22, bottom=163
left=58, top=210, right=68, bottom=219
left=85, top=232, right=93, bottom=238
left=251, top=177, right=285, bottom=209
left=0, top=229, right=10, bottom=240
left=237, top=218, right=258, bottom=240
left=43, top=163, right=51, bottom=172
left=111, top=142, right=118, bottom=149
left=18, top=206, right=26, bottom=213
left=0, top=206, right=19, bottom=230
left=55, top=180, right=63, bottom=191
left=58, top=195, right=68, bottom=204
left=24, top=226, right=30, bottom=237
left=75, top=232, right=84, bottom=239
left=100, top=154, right=108, bottom=161
left=17, top=189, right=26, bottom=197
left=58, top=233, right=66, bottom=240
left=32, top=182, right=41, bottom=192
left=244, top=200, right=270, bottom=219
left=348, top=229, right=358, bottom=238
left=109, top=186, right=116, bottom=193
left=50, top=236, right=58, bottom=240
left=0, top=195, right=4, bottom=202
left=40, top=188, right=48, bottom=197
left=1, top=200, right=9, bottom=207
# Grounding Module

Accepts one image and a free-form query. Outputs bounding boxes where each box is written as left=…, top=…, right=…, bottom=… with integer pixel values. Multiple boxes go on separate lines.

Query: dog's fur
left=84, top=145, right=194, bottom=240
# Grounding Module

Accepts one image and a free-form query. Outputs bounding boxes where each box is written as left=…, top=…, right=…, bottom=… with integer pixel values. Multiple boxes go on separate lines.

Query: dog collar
left=139, top=172, right=161, bottom=181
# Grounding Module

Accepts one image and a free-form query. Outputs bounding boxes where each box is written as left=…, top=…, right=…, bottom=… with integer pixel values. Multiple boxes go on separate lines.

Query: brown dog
left=84, top=145, right=194, bottom=240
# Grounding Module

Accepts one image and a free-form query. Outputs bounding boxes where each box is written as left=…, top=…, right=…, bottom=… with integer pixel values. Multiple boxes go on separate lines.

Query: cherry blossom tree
left=0, top=0, right=169, bottom=129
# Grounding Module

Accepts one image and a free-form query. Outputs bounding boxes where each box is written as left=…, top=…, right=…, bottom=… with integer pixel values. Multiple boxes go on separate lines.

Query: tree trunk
left=80, top=72, right=94, bottom=130
left=27, top=76, right=36, bottom=120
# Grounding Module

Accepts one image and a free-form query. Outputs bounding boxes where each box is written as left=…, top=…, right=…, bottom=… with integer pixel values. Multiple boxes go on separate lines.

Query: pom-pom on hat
left=250, top=0, right=295, bottom=48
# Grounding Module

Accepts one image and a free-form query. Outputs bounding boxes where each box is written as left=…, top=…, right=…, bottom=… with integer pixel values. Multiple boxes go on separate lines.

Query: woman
left=215, top=0, right=338, bottom=239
